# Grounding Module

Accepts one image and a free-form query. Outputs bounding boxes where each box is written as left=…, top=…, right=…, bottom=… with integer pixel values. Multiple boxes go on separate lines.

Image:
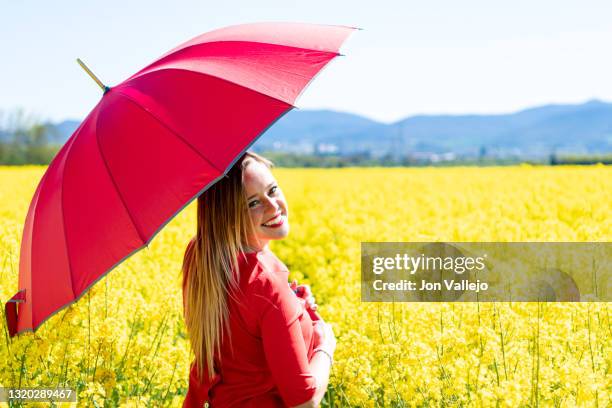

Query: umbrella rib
left=166, top=38, right=348, bottom=61
left=113, top=89, right=225, bottom=174
left=61, top=112, right=97, bottom=299
left=214, top=52, right=327, bottom=80
left=128, top=39, right=345, bottom=84
left=94, top=103, right=148, bottom=246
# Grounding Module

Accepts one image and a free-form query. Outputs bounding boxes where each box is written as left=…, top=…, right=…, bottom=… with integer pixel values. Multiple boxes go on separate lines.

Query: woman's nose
left=264, top=196, right=279, bottom=211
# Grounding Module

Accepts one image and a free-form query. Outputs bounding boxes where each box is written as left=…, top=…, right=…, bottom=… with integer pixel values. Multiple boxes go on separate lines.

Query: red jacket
left=182, top=241, right=317, bottom=407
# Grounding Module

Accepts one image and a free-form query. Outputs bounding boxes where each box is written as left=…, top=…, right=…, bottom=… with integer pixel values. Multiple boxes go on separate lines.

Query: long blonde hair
left=182, top=151, right=274, bottom=381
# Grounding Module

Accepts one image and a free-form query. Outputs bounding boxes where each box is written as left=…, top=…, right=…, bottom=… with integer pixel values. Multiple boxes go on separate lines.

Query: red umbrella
left=5, top=22, right=357, bottom=337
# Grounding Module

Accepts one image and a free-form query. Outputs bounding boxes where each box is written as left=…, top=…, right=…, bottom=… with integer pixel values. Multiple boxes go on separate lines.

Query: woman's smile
left=262, top=212, right=286, bottom=228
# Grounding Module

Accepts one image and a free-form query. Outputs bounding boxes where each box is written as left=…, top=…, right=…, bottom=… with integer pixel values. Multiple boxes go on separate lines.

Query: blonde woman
left=181, top=151, right=336, bottom=407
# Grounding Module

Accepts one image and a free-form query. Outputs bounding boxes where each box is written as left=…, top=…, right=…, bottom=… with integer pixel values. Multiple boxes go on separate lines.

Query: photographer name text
left=372, top=279, right=489, bottom=292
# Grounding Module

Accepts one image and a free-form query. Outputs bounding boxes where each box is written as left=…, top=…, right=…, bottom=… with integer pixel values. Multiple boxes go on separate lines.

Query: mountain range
left=8, top=99, right=612, bottom=158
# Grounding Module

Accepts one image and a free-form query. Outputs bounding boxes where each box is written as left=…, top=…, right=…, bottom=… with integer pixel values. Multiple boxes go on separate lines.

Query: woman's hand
left=290, top=280, right=318, bottom=311
left=312, top=320, right=337, bottom=356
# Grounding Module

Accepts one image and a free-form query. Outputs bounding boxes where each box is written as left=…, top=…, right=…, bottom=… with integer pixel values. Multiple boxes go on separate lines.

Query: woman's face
left=242, top=160, right=289, bottom=250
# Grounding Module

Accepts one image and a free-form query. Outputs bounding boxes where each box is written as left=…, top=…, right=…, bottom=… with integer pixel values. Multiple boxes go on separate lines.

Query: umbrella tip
left=76, top=58, right=108, bottom=94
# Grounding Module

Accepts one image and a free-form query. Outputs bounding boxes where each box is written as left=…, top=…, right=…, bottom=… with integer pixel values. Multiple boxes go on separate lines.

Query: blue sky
left=1, top=0, right=612, bottom=124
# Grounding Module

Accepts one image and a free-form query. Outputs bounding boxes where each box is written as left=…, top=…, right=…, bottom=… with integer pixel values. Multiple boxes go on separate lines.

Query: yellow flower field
left=1, top=165, right=610, bottom=407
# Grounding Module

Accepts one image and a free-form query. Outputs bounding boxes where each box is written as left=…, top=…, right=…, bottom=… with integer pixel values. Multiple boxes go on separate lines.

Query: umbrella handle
left=5, top=290, right=25, bottom=337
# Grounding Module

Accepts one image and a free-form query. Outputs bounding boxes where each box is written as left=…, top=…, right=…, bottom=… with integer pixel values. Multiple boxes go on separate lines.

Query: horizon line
left=2, top=97, right=609, bottom=126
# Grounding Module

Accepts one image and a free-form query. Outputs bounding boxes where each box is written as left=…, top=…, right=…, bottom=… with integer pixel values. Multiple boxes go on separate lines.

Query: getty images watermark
left=361, top=242, right=610, bottom=302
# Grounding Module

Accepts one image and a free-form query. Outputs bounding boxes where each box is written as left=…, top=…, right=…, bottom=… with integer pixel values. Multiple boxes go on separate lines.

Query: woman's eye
left=269, top=186, right=278, bottom=195
left=248, top=200, right=259, bottom=208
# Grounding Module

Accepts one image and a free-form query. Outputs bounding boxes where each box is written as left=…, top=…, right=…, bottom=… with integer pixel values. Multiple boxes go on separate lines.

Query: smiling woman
left=243, top=157, right=290, bottom=249
left=181, top=151, right=336, bottom=407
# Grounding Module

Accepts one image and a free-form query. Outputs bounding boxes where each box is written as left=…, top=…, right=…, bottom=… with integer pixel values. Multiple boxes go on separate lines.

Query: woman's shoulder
left=183, top=240, right=288, bottom=297
left=243, top=250, right=294, bottom=308
left=244, top=250, right=302, bottom=325
left=245, top=249, right=288, bottom=285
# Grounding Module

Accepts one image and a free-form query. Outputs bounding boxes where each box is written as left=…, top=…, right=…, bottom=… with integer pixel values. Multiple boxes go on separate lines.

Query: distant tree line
left=259, top=151, right=528, bottom=167
left=549, top=153, right=612, bottom=165
left=260, top=151, right=612, bottom=167
left=0, top=109, right=61, bottom=165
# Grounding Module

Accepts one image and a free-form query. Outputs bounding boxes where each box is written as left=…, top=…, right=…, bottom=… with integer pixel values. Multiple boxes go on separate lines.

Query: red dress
left=182, top=240, right=317, bottom=407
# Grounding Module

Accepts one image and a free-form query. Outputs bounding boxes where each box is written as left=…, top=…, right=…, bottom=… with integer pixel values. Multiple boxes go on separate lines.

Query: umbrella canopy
left=5, top=22, right=357, bottom=337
